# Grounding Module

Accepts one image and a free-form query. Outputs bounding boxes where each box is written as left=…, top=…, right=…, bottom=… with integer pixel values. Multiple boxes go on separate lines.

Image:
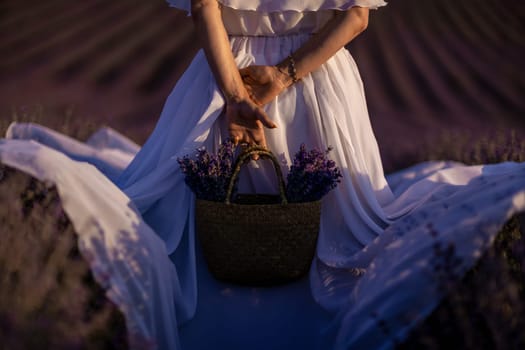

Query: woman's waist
left=229, top=34, right=350, bottom=68
left=222, top=7, right=335, bottom=37
left=229, top=33, right=313, bottom=63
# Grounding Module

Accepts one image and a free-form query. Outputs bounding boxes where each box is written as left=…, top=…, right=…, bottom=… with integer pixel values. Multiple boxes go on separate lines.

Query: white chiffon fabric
left=1, top=1, right=525, bottom=349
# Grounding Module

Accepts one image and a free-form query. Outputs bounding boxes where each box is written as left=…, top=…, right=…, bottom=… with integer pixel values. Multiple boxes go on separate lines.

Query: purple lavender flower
left=177, top=139, right=236, bottom=201
left=286, top=144, right=342, bottom=203
left=179, top=142, right=341, bottom=203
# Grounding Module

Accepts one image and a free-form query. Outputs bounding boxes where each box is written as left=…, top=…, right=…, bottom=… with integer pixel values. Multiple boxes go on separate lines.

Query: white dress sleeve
left=165, top=0, right=387, bottom=14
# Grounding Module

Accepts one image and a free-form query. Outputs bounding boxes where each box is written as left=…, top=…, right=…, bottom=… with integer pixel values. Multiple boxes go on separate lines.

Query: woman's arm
left=241, top=7, right=369, bottom=105
left=279, top=7, right=369, bottom=86
left=191, top=0, right=276, bottom=147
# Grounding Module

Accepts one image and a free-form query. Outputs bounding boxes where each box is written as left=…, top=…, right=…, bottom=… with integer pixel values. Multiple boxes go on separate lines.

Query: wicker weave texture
left=196, top=199, right=321, bottom=286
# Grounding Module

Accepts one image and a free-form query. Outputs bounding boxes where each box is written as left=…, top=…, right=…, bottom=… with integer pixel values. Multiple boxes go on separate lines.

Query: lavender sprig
left=177, top=139, right=236, bottom=201
left=286, top=144, right=342, bottom=203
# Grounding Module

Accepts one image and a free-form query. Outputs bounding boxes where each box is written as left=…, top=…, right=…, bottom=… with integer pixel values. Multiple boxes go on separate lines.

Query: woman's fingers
left=231, top=129, right=267, bottom=149
left=240, top=65, right=261, bottom=78
left=240, top=65, right=273, bottom=84
left=231, top=134, right=241, bottom=146
left=246, top=125, right=267, bottom=150
left=239, top=66, right=251, bottom=77
left=239, top=67, right=259, bottom=85
left=229, top=123, right=267, bottom=148
left=254, top=107, right=277, bottom=129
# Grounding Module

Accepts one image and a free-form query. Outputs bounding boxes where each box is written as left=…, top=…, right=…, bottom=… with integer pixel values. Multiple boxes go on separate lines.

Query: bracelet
left=277, top=55, right=299, bottom=85
left=286, top=55, right=299, bottom=84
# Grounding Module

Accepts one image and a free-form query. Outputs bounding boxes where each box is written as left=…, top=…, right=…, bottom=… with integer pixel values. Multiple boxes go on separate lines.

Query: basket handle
left=225, top=146, right=288, bottom=205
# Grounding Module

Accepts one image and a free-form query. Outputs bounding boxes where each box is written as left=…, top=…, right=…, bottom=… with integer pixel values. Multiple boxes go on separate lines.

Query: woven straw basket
left=196, top=146, right=321, bottom=286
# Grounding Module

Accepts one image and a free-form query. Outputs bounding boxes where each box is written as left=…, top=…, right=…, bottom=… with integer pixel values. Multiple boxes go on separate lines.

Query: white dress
left=1, top=1, right=525, bottom=349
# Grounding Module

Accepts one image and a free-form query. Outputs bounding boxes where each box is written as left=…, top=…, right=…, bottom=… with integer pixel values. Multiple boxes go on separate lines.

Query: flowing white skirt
left=1, top=32, right=525, bottom=350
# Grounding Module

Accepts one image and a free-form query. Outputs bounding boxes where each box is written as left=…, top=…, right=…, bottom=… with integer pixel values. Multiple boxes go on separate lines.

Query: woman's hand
left=240, top=65, right=291, bottom=106
left=225, top=95, right=277, bottom=148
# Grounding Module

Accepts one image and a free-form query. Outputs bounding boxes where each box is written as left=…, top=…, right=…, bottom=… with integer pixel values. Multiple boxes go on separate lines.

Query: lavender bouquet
left=286, top=144, right=342, bottom=203
left=178, top=141, right=342, bottom=203
left=177, top=140, right=236, bottom=202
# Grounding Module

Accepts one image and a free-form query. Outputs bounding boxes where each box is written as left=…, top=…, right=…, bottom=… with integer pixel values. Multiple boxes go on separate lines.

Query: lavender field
left=1, top=0, right=525, bottom=348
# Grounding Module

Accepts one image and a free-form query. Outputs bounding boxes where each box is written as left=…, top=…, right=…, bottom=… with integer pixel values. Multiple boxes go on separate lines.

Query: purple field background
left=1, top=0, right=524, bottom=170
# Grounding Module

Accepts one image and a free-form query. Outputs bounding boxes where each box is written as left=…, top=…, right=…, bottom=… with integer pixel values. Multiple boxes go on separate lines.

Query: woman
left=1, top=0, right=525, bottom=349
left=115, top=1, right=394, bottom=344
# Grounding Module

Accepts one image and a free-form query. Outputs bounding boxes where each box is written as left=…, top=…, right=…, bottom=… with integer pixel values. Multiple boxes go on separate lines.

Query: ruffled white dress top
left=168, top=0, right=388, bottom=13
left=169, top=0, right=387, bottom=36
